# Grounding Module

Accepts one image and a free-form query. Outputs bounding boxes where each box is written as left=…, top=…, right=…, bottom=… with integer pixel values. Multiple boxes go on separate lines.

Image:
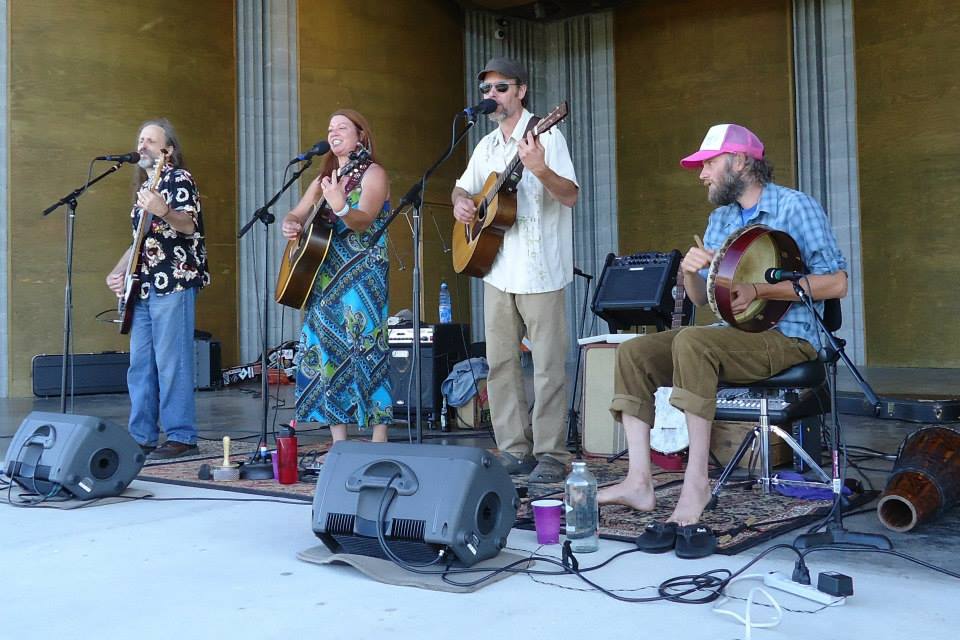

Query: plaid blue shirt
left=700, top=183, right=847, bottom=347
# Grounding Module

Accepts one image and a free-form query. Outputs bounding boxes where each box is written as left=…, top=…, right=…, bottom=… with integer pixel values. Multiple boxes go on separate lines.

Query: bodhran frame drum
left=706, top=224, right=803, bottom=332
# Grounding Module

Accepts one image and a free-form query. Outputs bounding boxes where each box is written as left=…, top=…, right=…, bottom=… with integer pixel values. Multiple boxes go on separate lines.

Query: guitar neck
left=481, top=103, right=568, bottom=207
left=671, top=266, right=686, bottom=329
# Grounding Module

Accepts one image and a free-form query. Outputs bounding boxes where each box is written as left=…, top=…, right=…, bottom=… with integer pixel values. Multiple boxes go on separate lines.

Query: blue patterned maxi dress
left=294, top=185, right=393, bottom=428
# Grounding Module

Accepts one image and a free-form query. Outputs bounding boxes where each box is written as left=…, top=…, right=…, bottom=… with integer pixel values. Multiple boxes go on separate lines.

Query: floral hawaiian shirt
left=130, top=165, right=210, bottom=298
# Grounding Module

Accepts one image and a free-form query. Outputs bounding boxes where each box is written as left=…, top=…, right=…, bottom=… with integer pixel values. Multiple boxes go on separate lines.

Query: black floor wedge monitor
left=312, top=442, right=518, bottom=567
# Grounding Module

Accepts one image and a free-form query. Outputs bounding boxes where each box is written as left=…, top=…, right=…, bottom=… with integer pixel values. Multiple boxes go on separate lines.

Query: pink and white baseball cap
left=680, top=124, right=765, bottom=169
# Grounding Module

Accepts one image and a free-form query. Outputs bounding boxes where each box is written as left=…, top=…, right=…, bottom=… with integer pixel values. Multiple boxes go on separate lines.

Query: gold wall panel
left=9, top=1, right=238, bottom=396
left=297, top=0, right=467, bottom=325
left=614, top=0, right=795, bottom=325
left=855, top=0, right=960, bottom=366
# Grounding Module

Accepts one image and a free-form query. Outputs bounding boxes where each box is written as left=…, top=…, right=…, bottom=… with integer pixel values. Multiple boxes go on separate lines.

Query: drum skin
left=706, top=224, right=803, bottom=332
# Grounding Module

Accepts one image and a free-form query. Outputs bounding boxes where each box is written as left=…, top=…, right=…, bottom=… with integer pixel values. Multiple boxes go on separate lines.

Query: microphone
left=288, top=140, right=331, bottom=165
left=764, top=268, right=808, bottom=284
left=463, top=99, right=497, bottom=118
left=95, top=152, right=140, bottom=164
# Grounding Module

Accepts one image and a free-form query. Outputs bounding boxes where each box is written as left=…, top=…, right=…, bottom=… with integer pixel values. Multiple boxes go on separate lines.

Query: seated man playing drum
left=600, top=124, right=848, bottom=541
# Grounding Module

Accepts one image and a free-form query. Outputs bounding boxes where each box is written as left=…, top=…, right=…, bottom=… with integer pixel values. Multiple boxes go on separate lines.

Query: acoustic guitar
left=274, top=147, right=371, bottom=310
left=451, top=101, right=569, bottom=277
left=118, top=151, right=167, bottom=334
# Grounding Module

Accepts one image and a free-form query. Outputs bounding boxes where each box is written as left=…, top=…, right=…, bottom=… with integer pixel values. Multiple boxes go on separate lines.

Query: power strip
left=763, top=572, right=845, bottom=606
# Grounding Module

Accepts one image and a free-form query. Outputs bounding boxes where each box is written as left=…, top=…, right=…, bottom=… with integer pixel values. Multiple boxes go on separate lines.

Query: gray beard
left=708, top=170, right=746, bottom=206
left=487, top=110, right=506, bottom=124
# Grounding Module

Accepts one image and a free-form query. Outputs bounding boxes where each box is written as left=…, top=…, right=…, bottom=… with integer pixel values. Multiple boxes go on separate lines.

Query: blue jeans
left=127, top=287, right=197, bottom=446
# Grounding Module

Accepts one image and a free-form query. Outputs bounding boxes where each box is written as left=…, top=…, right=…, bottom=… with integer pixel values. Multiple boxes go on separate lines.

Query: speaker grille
left=389, top=517, right=426, bottom=542
left=326, top=512, right=356, bottom=535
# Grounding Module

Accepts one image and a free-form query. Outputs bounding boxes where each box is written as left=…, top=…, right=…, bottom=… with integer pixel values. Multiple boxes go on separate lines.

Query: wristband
left=752, top=283, right=759, bottom=298
left=334, top=203, right=350, bottom=218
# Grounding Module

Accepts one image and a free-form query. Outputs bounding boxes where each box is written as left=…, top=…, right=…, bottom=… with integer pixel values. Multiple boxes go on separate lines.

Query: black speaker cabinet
left=312, top=441, right=518, bottom=567
left=389, top=324, right=469, bottom=416
left=3, top=412, right=144, bottom=500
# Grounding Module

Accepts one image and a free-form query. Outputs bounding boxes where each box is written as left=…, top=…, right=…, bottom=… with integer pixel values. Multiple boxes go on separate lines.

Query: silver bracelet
left=334, top=203, right=350, bottom=218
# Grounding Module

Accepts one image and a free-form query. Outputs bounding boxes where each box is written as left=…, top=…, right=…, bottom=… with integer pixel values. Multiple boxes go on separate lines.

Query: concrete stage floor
left=2, top=367, right=958, bottom=639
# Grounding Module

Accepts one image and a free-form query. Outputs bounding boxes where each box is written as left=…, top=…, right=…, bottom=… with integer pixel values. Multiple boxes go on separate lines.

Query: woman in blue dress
left=281, top=109, right=393, bottom=443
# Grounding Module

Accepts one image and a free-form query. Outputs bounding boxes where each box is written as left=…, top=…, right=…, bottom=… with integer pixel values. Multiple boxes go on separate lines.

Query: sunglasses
left=479, top=81, right=520, bottom=94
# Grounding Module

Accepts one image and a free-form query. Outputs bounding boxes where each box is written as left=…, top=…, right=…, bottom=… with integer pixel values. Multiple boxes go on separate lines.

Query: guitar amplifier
left=591, top=250, right=686, bottom=331
left=389, top=324, right=469, bottom=417
left=580, top=343, right=627, bottom=457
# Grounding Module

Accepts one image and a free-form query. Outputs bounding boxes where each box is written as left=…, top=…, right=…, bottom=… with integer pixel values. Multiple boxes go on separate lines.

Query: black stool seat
left=721, top=360, right=825, bottom=391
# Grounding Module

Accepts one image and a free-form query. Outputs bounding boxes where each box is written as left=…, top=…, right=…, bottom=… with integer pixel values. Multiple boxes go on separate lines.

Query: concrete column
left=794, top=0, right=866, bottom=364
left=237, top=0, right=302, bottom=360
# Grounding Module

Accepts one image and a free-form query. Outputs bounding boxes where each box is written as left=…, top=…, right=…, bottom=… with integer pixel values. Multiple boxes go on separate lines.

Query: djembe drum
left=877, top=426, right=960, bottom=532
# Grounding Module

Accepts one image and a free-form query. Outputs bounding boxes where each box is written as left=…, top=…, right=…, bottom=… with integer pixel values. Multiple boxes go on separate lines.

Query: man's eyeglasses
left=479, top=81, right=520, bottom=94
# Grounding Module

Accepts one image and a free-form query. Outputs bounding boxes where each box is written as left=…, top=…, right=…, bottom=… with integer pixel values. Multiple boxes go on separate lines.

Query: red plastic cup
left=531, top=499, right=563, bottom=544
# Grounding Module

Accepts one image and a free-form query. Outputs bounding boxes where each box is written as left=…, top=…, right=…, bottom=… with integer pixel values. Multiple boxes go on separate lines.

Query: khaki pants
left=610, top=326, right=818, bottom=425
left=483, top=283, right=570, bottom=464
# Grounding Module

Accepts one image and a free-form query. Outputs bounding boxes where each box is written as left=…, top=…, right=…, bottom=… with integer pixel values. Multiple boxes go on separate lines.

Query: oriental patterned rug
left=138, top=447, right=874, bottom=554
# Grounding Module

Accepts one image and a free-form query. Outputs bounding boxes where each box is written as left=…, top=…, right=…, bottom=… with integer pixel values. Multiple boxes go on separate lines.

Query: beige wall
left=8, top=1, right=239, bottom=396
left=614, top=0, right=795, bottom=324
left=855, top=0, right=960, bottom=366
left=297, top=0, right=467, bottom=324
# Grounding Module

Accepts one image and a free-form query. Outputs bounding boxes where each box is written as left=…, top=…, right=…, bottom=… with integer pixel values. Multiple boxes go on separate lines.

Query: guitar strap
left=505, top=115, right=541, bottom=186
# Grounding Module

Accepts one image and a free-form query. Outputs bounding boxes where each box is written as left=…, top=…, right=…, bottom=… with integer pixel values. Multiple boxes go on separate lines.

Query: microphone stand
left=367, top=115, right=478, bottom=443
left=237, top=159, right=315, bottom=478
left=43, top=161, right=127, bottom=413
left=566, top=268, right=594, bottom=455
left=787, top=279, right=892, bottom=550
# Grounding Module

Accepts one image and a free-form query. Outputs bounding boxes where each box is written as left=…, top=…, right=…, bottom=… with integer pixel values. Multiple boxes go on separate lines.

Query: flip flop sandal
left=634, top=521, right=679, bottom=553
left=674, top=524, right=717, bottom=559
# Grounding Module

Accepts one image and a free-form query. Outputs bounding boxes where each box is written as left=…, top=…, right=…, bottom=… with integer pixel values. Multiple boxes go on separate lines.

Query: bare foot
left=598, top=476, right=656, bottom=512
left=668, top=477, right=712, bottom=525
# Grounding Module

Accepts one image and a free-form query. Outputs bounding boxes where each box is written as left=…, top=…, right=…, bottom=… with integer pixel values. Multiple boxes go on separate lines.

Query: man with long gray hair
left=106, top=118, right=209, bottom=460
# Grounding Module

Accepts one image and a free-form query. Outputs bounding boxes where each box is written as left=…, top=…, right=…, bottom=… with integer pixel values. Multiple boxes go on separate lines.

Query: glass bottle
left=564, top=461, right=599, bottom=552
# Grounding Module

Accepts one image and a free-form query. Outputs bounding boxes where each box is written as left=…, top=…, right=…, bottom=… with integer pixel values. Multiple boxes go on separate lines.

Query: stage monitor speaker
left=3, top=412, right=145, bottom=500
left=312, top=441, right=518, bottom=567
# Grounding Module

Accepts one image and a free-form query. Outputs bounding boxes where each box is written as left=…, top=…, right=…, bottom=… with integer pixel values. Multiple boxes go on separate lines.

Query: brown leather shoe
left=147, top=440, right=199, bottom=460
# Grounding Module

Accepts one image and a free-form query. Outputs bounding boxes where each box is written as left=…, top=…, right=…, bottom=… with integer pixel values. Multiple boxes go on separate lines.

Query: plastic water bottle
left=438, top=280, right=452, bottom=324
left=564, top=461, right=599, bottom=552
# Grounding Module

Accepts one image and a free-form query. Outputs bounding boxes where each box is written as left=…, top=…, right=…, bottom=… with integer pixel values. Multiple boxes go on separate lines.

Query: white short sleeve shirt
left=455, top=109, right=578, bottom=294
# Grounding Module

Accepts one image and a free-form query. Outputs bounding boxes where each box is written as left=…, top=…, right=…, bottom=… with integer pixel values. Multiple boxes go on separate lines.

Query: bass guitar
left=274, top=147, right=372, bottom=309
left=118, top=151, right=167, bottom=334
left=451, top=101, right=569, bottom=277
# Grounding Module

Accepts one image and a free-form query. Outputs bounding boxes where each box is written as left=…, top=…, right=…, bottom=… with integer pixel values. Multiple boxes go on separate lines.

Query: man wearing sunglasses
left=451, top=57, right=579, bottom=484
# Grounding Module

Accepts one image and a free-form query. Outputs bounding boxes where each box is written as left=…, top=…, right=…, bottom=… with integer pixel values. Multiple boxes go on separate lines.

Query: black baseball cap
left=477, top=57, right=528, bottom=85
